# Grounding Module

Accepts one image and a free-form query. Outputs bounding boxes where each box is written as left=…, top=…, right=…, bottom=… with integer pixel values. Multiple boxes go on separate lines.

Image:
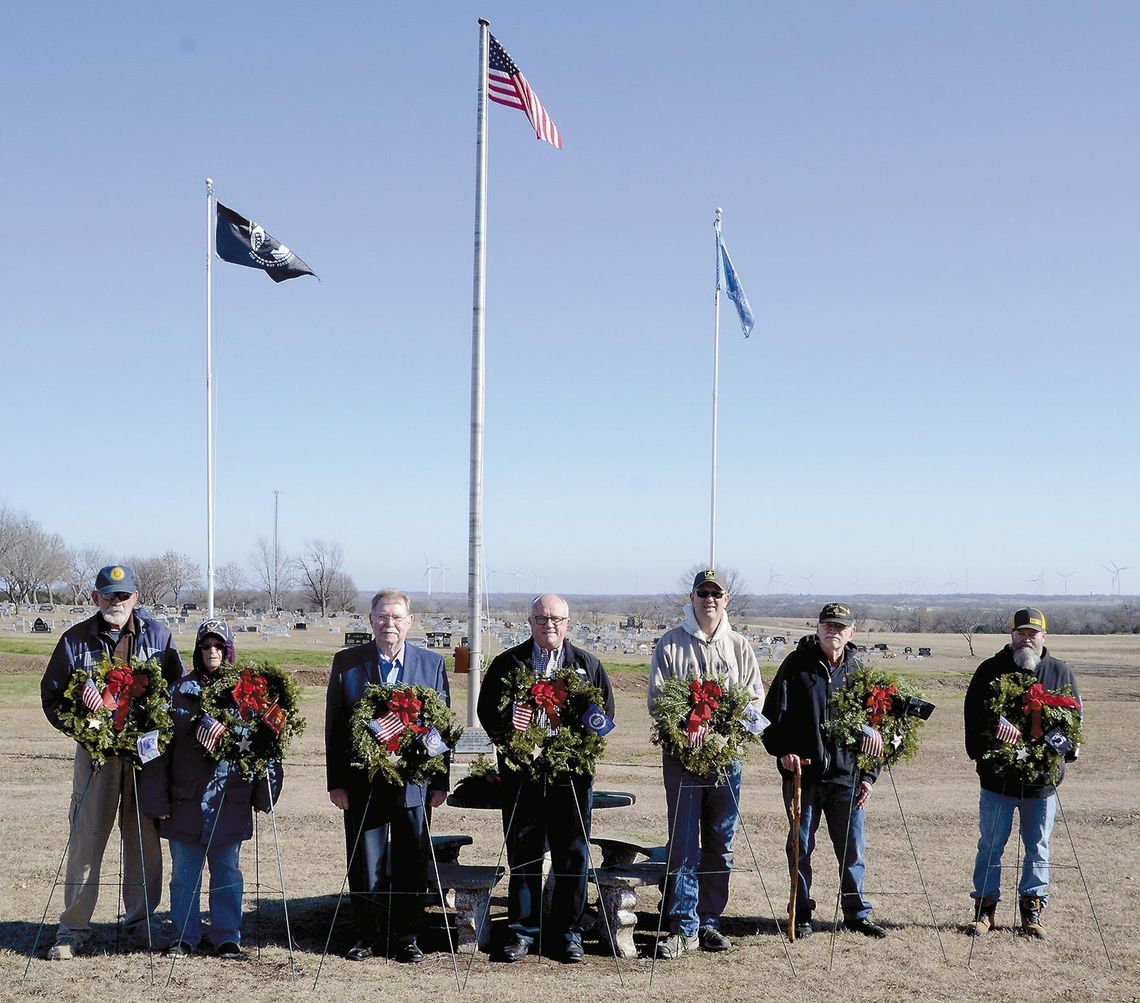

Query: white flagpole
left=466, top=19, right=490, bottom=729
left=710, top=207, right=722, bottom=571
left=205, top=178, right=216, bottom=618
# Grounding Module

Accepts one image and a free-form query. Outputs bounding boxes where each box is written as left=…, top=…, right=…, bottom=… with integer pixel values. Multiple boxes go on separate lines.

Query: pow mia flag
left=215, top=202, right=316, bottom=282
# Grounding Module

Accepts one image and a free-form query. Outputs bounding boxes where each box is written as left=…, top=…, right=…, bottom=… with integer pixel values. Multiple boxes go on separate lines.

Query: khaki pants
left=56, top=747, right=163, bottom=941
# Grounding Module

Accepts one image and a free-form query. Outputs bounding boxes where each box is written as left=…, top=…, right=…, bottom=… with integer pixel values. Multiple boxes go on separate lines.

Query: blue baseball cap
left=94, top=564, right=138, bottom=595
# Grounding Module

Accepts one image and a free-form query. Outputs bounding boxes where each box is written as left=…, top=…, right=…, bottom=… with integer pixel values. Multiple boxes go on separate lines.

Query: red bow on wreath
left=1022, top=682, right=1080, bottom=739
left=232, top=669, right=269, bottom=720
left=389, top=688, right=427, bottom=735
left=104, top=665, right=150, bottom=731
left=866, top=683, right=897, bottom=727
left=687, top=680, right=723, bottom=735
left=530, top=678, right=569, bottom=729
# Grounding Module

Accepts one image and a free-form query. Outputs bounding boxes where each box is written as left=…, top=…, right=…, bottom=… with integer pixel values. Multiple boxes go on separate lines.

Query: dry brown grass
left=2, top=634, right=1138, bottom=1002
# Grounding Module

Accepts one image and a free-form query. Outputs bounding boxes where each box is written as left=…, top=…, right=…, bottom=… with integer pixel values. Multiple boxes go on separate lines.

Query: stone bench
left=431, top=862, right=505, bottom=954
left=431, top=832, right=473, bottom=863
left=588, top=837, right=667, bottom=958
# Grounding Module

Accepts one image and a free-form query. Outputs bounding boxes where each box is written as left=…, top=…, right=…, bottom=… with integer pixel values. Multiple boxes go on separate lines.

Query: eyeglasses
left=532, top=615, right=568, bottom=626
left=372, top=615, right=407, bottom=625
left=695, top=590, right=725, bottom=600
left=199, top=642, right=226, bottom=651
left=98, top=592, right=134, bottom=602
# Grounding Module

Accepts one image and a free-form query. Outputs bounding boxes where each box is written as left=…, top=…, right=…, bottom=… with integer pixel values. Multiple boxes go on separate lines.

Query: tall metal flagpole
left=709, top=207, right=723, bottom=570
left=205, top=178, right=216, bottom=617
left=466, top=19, right=490, bottom=730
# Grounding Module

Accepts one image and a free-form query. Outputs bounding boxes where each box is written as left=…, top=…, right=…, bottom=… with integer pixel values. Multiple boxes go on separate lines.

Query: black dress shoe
left=844, top=917, right=888, bottom=938
left=561, top=938, right=585, bottom=963
left=215, top=941, right=244, bottom=960
left=346, top=940, right=374, bottom=961
left=498, top=933, right=530, bottom=962
left=395, top=939, right=424, bottom=964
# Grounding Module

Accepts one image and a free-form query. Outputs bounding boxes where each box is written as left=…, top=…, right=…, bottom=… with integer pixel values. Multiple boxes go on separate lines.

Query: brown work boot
left=970, top=897, right=997, bottom=936
left=1019, top=896, right=1046, bottom=939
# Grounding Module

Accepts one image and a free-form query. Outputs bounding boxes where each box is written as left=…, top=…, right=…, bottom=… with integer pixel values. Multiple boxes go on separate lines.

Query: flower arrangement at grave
left=59, top=654, right=173, bottom=769
left=825, top=666, right=934, bottom=773
left=650, top=676, right=765, bottom=776
left=350, top=683, right=462, bottom=787
left=981, top=671, right=1082, bottom=786
left=198, top=659, right=306, bottom=778
left=495, top=662, right=611, bottom=783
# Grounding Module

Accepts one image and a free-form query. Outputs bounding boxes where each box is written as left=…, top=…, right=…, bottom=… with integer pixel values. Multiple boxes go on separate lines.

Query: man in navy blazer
left=325, top=588, right=450, bottom=963
left=477, top=594, right=615, bottom=964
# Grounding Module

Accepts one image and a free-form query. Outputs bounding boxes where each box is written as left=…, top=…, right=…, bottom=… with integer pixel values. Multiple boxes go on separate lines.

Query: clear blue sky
left=4, top=1, right=1137, bottom=598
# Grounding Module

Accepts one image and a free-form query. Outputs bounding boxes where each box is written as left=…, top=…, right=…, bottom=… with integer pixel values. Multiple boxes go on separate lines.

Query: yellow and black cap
left=1011, top=607, right=1046, bottom=632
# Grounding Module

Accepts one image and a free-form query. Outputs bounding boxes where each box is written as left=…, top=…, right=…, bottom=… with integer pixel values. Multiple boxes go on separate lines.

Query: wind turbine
left=1057, top=570, right=1075, bottom=595
left=1029, top=570, right=1046, bottom=595
left=1103, top=562, right=1132, bottom=595
left=801, top=572, right=816, bottom=596
left=423, top=557, right=440, bottom=596
left=943, top=576, right=958, bottom=594
left=509, top=568, right=522, bottom=593
left=767, top=566, right=778, bottom=594
left=438, top=567, right=450, bottom=593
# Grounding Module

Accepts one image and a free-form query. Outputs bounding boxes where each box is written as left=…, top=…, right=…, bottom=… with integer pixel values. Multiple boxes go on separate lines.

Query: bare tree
left=328, top=569, right=358, bottom=615
left=66, top=545, right=109, bottom=604
left=675, top=562, right=751, bottom=619
left=0, top=513, right=68, bottom=604
left=127, top=555, right=170, bottom=607
left=159, top=550, right=201, bottom=603
left=250, top=536, right=293, bottom=611
left=216, top=561, right=246, bottom=610
left=297, top=539, right=346, bottom=617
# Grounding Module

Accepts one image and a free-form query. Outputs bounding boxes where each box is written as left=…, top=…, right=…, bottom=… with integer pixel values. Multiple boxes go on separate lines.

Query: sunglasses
left=695, top=589, right=725, bottom=599
left=199, top=642, right=226, bottom=651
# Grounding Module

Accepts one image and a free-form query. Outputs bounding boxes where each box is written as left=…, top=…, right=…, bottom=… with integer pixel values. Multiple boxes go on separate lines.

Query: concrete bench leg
left=454, top=886, right=494, bottom=954
left=597, top=881, right=638, bottom=959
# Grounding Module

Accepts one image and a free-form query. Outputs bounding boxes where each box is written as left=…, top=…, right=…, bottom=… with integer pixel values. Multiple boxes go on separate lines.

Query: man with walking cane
left=762, top=603, right=888, bottom=939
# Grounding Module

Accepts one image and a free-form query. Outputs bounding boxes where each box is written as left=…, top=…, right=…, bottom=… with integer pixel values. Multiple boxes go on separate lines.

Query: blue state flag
left=717, top=233, right=755, bottom=338
left=581, top=704, right=615, bottom=737
left=421, top=726, right=450, bottom=758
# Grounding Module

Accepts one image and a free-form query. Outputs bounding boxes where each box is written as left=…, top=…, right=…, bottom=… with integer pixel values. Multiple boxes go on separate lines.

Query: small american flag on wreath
left=512, top=703, right=534, bottom=731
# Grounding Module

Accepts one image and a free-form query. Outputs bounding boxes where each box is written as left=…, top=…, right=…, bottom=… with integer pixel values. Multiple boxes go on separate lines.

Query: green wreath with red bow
left=349, top=682, right=462, bottom=787
left=58, top=654, right=172, bottom=769
left=495, top=662, right=609, bottom=783
left=825, top=666, right=931, bottom=772
left=982, top=671, right=1082, bottom=786
left=650, top=676, right=760, bottom=775
left=198, top=659, right=306, bottom=778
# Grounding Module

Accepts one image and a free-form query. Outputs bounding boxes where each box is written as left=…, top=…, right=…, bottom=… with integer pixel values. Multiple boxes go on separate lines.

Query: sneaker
left=215, top=941, right=244, bottom=960
left=165, top=940, right=194, bottom=958
left=47, top=939, right=76, bottom=961
left=794, top=920, right=814, bottom=939
left=655, top=932, right=698, bottom=960
left=698, top=926, right=732, bottom=952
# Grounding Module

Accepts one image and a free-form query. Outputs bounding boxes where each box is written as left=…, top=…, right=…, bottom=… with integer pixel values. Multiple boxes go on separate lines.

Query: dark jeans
left=499, top=771, right=592, bottom=944
left=782, top=775, right=871, bottom=922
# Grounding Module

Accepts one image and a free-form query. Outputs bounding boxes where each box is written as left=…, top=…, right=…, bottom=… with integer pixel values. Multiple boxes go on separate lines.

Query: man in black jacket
left=761, top=603, right=887, bottom=939
left=963, top=607, right=1081, bottom=938
left=477, top=594, right=614, bottom=964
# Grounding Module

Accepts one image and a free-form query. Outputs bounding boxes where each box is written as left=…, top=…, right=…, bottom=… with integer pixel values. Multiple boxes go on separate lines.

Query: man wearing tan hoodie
left=647, top=569, right=765, bottom=960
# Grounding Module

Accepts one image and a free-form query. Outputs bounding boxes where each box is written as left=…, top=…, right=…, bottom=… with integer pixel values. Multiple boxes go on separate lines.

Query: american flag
left=196, top=714, right=226, bottom=754
left=488, top=33, right=562, bottom=149
left=512, top=703, right=534, bottom=731
left=369, top=712, right=406, bottom=744
left=80, top=678, right=105, bottom=713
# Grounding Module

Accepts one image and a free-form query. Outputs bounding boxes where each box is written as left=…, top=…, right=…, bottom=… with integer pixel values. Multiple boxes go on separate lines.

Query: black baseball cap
left=1011, top=607, right=1046, bottom=632
left=818, top=602, right=854, bottom=627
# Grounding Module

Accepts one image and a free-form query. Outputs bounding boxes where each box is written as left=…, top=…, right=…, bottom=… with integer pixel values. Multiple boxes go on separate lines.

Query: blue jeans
left=782, top=776, right=871, bottom=922
left=169, top=838, right=243, bottom=949
left=661, top=755, right=741, bottom=938
left=972, top=788, right=1056, bottom=903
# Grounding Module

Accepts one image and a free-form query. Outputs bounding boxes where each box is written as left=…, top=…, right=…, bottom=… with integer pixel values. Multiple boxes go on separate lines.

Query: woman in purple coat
left=140, top=619, right=282, bottom=959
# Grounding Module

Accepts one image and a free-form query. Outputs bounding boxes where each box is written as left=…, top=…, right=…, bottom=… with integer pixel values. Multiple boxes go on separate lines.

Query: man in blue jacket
left=325, top=589, right=450, bottom=963
left=40, top=564, right=185, bottom=960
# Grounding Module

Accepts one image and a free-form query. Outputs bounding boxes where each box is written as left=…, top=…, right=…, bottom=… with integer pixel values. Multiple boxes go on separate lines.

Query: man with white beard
left=963, top=607, right=1082, bottom=939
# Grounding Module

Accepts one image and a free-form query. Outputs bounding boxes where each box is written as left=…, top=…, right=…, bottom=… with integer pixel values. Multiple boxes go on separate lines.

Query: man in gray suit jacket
left=325, top=589, right=450, bottom=963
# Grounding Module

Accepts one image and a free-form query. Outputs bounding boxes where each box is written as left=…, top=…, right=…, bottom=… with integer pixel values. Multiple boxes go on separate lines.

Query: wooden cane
left=787, top=758, right=811, bottom=941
